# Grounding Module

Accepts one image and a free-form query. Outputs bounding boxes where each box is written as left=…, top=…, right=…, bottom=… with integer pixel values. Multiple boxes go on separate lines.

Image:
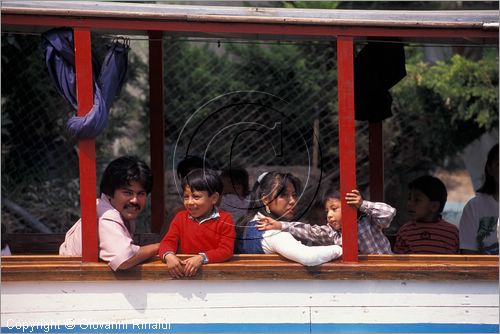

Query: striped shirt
left=281, top=200, right=395, bottom=254
left=393, top=219, right=459, bottom=254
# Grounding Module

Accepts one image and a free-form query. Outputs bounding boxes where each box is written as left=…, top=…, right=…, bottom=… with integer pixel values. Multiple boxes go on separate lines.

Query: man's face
left=109, top=181, right=147, bottom=223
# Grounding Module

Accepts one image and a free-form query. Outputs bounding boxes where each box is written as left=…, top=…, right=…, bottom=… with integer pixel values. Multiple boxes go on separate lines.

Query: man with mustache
left=60, top=156, right=159, bottom=270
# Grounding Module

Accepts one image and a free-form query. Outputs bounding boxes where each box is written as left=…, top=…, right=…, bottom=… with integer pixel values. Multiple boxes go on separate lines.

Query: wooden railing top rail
left=2, top=254, right=498, bottom=282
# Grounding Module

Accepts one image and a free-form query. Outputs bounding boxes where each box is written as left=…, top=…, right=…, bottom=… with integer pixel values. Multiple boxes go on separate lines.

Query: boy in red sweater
left=159, top=169, right=235, bottom=278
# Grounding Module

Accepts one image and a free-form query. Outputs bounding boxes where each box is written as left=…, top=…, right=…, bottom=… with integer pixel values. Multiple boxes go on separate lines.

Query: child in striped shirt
left=258, top=188, right=395, bottom=254
left=394, top=175, right=459, bottom=254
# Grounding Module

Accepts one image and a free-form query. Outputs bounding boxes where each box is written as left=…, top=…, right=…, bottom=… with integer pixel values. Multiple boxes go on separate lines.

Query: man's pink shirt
left=59, top=194, right=140, bottom=270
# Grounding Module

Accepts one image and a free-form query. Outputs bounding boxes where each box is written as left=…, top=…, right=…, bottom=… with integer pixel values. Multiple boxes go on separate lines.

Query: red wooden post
left=369, top=121, right=384, bottom=202
left=148, top=31, right=165, bottom=233
left=337, top=36, right=358, bottom=262
left=74, top=28, right=98, bottom=262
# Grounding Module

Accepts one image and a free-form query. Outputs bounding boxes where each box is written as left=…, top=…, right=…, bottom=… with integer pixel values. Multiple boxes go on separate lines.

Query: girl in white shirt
left=235, top=171, right=342, bottom=266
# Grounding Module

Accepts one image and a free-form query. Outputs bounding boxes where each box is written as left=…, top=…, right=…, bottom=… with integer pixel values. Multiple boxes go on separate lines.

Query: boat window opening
left=4, top=32, right=496, bottom=260
left=1, top=2, right=498, bottom=271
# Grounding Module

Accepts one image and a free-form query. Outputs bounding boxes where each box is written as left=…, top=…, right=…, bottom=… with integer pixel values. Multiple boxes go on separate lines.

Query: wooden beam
left=3, top=15, right=498, bottom=40
left=148, top=31, right=165, bottom=234
left=2, top=255, right=498, bottom=281
left=337, top=36, right=358, bottom=262
left=74, top=28, right=98, bottom=262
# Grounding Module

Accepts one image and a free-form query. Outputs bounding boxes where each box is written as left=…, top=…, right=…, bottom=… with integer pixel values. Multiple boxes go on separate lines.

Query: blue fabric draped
left=42, top=28, right=129, bottom=138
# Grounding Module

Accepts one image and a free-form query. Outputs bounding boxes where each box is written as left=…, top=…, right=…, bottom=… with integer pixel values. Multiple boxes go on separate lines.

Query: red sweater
left=159, top=209, right=235, bottom=263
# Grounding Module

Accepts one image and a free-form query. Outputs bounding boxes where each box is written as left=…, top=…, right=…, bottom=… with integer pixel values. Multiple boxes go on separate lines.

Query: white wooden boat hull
left=2, top=279, right=498, bottom=333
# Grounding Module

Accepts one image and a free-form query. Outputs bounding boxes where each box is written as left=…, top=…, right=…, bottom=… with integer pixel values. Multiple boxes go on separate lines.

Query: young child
left=258, top=188, right=395, bottom=254
left=162, top=155, right=212, bottom=236
left=159, top=169, right=235, bottom=278
left=394, top=175, right=459, bottom=254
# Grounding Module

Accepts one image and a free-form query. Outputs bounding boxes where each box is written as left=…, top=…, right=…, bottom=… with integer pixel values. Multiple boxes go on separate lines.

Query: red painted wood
left=74, top=28, right=98, bottom=262
left=369, top=121, right=384, bottom=202
left=3, top=15, right=498, bottom=39
left=148, top=31, right=165, bottom=233
left=337, top=36, right=358, bottom=262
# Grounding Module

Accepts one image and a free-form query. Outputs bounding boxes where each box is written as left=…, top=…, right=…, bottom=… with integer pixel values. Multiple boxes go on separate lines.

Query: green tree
left=420, top=51, right=498, bottom=130
left=384, top=47, right=498, bottom=231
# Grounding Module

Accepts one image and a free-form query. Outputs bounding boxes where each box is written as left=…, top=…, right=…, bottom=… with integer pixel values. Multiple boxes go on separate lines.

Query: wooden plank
left=359, top=254, right=497, bottom=262
left=74, top=27, right=98, bottom=263
left=2, top=280, right=497, bottom=313
left=311, top=306, right=499, bottom=324
left=4, top=307, right=497, bottom=326
left=1, top=307, right=311, bottom=327
left=3, top=14, right=497, bottom=41
left=2, top=255, right=498, bottom=281
left=337, top=36, right=358, bottom=262
left=2, top=253, right=494, bottom=262
left=148, top=30, right=165, bottom=234
left=1, top=2, right=498, bottom=29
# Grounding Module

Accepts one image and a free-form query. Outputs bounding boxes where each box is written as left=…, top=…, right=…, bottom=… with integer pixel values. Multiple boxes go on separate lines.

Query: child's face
left=325, top=198, right=342, bottom=231
left=183, top=186, right=219, bottom=219
left=262, top=180, right=297, bottom=220
left=109, top=181, right=147, bottom=223
left=407, top=189, right=439, bottom=222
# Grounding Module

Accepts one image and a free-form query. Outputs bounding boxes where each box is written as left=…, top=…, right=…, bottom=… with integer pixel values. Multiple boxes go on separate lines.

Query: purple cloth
left=42, top=28, right=129, bottom=138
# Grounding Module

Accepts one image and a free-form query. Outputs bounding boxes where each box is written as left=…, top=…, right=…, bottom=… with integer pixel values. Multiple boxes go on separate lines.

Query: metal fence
left=1, top=31, right=496, bottom=236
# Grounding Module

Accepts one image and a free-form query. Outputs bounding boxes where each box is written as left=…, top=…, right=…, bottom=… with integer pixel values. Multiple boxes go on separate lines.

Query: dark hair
left=477, top=143, right=499, bottom=195
left=408, top=175, right=447, bottom=213
left=236, top=171, right=302, bottom=238
left=322, top=188, right=341, bottom=206
left=176, top=155, right=210, bottom=180
left=220, top=166, right=250, bottom=196
left=99, top=156, right=153, bottom=197
left=182, top=169, right=222, bottom=196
